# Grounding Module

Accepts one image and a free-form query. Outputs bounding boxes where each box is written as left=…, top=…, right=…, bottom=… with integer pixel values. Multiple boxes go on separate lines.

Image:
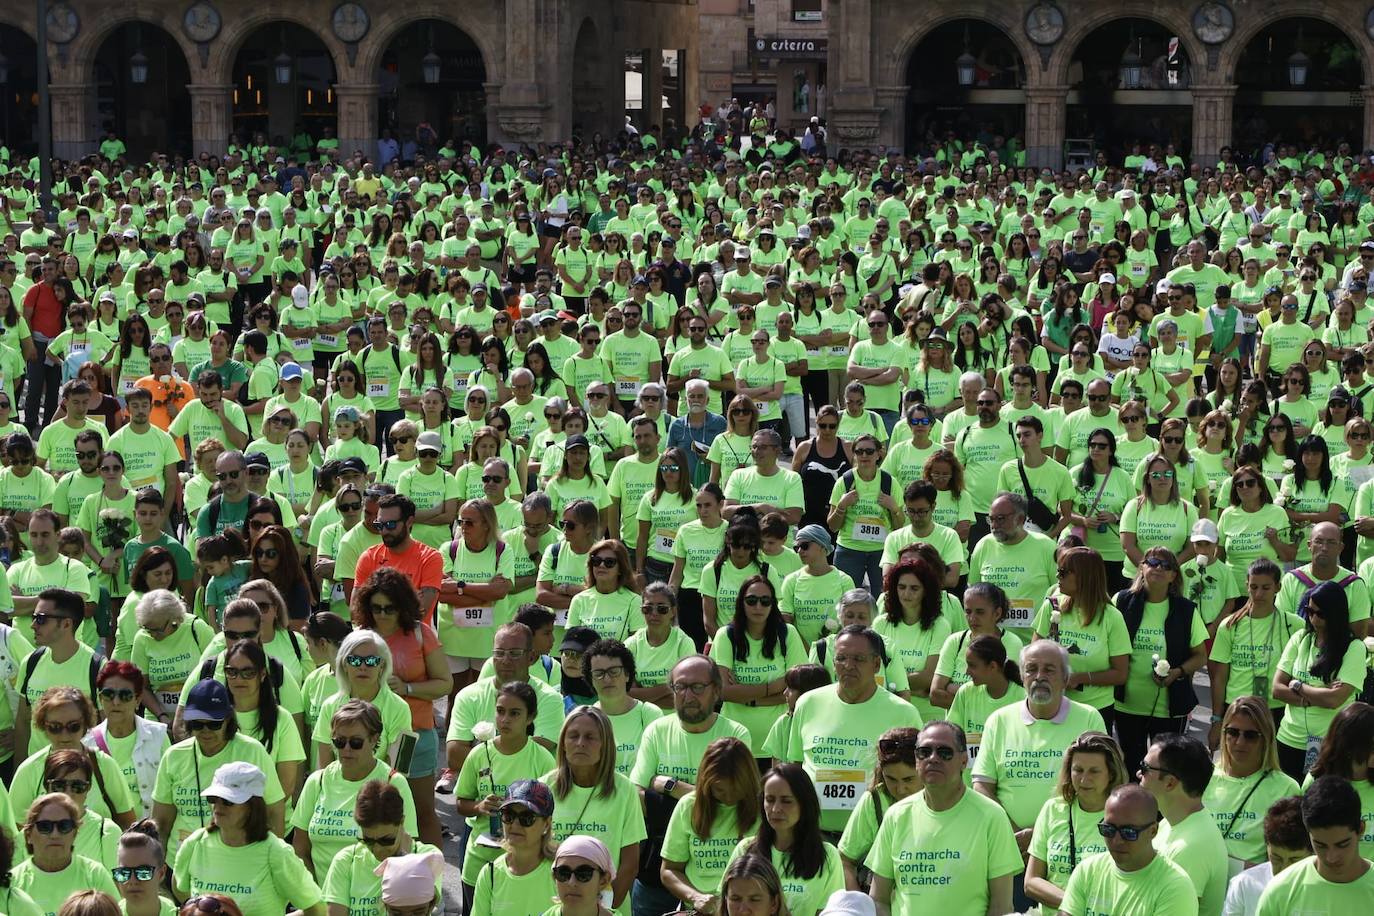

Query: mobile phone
left=392, top=730, right=418, bottom=774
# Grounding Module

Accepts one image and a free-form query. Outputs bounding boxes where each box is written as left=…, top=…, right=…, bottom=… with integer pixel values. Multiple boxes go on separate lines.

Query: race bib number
left=120, top=375, right=138, bottom=395
left=554, top=608, right=569, bottom=628
left=158, top=688, right=182, bottom=711
left=367, top=378, right=390, bottom=398
left=315, top=333, right=339, bottom=348
left=615, top=378, right=641, bottom=398
left=852, top=517, right=887, bottom=544
left=453, top=606, right=494, bottom=628
left=828, top=344, right=848, bottom=358
left=815, top=768, right=867, bottom=811
left=330, top=582, right=345, bottom=602
left=291, top=335, right=312, bottom=350
left=655, top=530, right=675, bottom=554
left=966, top=733, right=983, bottom=761
left=805, top=346, right=823, bottom=359
left=1006, top=599, right=1033, bottom=626
left=71, top=341, right=89, bottom=354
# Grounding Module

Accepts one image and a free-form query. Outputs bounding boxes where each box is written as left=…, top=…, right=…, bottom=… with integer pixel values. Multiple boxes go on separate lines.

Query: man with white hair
left=973, top=640, right=1106, bottom=856
left=666, top=378, right=726, bottom=484
left=941, top=371, right=995, bottom=445
left=502, top=367, right=549, bottom=449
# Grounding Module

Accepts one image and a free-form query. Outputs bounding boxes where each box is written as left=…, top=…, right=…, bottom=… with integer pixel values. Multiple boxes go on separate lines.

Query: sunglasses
left=33, top=818, right=77, bottom=835
left=553, top=865, right=601, bottom=884
left=501, top=809, right=539, bottom=826
left=332, top=735, right=370, bottom=750
left=44, top=778, right=90, bottom=794
left=877, top=737, right=918, bottom=755
left=223, top=628, right=258, bottom=641
left=1235, top=478, right=1261, bottom=489
left=376, top=519, right=403, bottom=531
left=224, top=665, right=259, bottom=680
left=253, top=548, right=278, bottom=560
left=215, top=470, right=242, bottom=481
left=1086, top=395, right=1108, bottom=403
left=481, top=475, right=506, bottom=484
left=743, top=595, right=774, bottom=607
left=1162, top=436, right=1184, bottom=445
left=99, top=687, right=135, bottom=702
left=1142, top=557, right=1175, bottom=570
left=338, top=502, right=363, bottom=512
left=43, top=720, right=83, bottom=735
left=914, top=745, right=956, bottom=761
left=361, top=833, right=398, bottom=848
left=1097, top=821, right=1151, bottom=841
left=1223, top=726, right=1262, bottom=741
left=346, top=654, right=384, bottom=668
left=187, top=720, right=225, bottom=732
left=112, top=866, right=156, bottom=883
left=588, top=556, right=618, bottom=569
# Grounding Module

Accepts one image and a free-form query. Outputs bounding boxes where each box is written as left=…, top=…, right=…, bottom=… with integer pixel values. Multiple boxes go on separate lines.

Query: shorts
left=541, top=224, right=565, bottom=240
left=408, top=726, right=440, bottom=779
left=311, top=353, right=335, bottom=373
left=509, top=264, right=537, bottom=286
left=448, top=654, right=485, bottom=674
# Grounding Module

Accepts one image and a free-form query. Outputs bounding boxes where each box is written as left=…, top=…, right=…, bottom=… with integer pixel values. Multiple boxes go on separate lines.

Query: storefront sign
left=753, top=37, right=828, bottom=59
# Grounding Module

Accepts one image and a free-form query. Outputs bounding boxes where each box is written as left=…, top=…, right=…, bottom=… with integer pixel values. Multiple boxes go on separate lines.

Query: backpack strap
left=268, top=656, right=285, bottom=690
left=197, top=656, right=216, bottom=684
left=1290, top=569, right=1317, bottom=590
left=18, top=647, right=45, bottom=699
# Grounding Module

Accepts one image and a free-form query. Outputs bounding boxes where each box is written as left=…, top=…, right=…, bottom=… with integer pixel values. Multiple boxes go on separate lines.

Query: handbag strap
left=1017, top=459, right=1035, bottom=502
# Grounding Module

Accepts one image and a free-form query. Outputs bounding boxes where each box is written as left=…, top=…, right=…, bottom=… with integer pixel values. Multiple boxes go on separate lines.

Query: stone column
left=335, top=83, right=379, bottom=161
left=1364, top=86, right=1374, bottom=153
left=498, top=0, right=556, bottom=142
left=873, top=85, right=906, bottom=150
left=188, top=84, right=233, bottom=157
left=1190, top=84, right=1236, bottom=166
left=1024, top=85, right=1068, bottom=169
left=49, top=83, right=93, bottom=160
left=826, top=0, right=879, bottom=149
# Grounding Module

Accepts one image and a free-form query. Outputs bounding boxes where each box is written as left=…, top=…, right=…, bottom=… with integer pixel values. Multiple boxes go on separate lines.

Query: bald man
left=1058, top=785, right=1197, bottom=916
left=1283, top=520, right=1370, bottom=638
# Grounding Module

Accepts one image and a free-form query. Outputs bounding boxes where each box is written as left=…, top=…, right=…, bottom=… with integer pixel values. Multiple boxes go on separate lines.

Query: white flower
left=823, top=617, right=839, bottom=633
left=1153, top=656, right=1171, bottom=678
left=1283, top=459, right=1295, bottom=472
left=1050, top=610, right=1061, bottom=626
left=472, top=721, right=497, bottom=743
left=1221, top=399, right=1234, bottom=413
left=1196, top=555, right=1210, bottom=569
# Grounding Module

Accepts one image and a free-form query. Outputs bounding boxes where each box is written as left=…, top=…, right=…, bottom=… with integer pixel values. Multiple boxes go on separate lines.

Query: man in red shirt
left=21, top=256, right=63, bottom=430
left=353, top=493, right=444, bottom=621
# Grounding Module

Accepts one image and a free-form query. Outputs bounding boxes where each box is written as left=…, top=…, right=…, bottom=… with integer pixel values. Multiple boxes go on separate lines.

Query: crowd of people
left=0, top=122, right=1368, bottom=916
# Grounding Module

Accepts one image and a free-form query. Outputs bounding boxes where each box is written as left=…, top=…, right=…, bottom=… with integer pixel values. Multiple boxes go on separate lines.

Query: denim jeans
left=834, top=545, right=884, bottom=596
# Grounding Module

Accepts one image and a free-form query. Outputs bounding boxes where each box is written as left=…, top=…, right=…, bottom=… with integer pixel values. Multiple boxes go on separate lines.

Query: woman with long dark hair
left=873, top=559, right=949, bottom=722
left=247, top=523, right=315, bottom=628
left=728, top=763, right=843, bottom=916
left=1272, top=580, right=1366, bottom=780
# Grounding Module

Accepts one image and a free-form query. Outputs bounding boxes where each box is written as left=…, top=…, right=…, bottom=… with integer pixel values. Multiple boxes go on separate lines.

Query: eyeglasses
left=44, top=778, right=90, bottom=794
left=223, top=628, right=258, bottom=641
left=215, top=469, right=242, bottom=481
left=914, top=745, right=956, bottom=761
left=1223, top=726, right=1262, bottom=741
left=332, top=735, right=369, bottom=750
left=590, top=666, right=625, bottom=681
left=346, top=654, right=384, bottom=668
left=43, top=720, right=83, bottom=735
left=1097, top=821, right=1152, bottom=841
left=360, top=833, right=398, bottom=848
left=112, top=866, right=156, bottom=883
left=253, top=548, right=278, bottom=560
left=99, top=687, right=135, bottom=702
left=1149, top=471, right=1175, bottom=480
left=33, top=818, right=77, bottom=835
left=224, top=665, right=259, bottom=680
left=186, top=720, right=225, bottom=732
left=553, top=865, right=600, bottom=884
left=669, top=681, right=712, bottom=696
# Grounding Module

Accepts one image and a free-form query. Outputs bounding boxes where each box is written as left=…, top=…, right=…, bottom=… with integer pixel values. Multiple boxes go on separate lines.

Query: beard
left=1029, top=682, right=1055, bottom=705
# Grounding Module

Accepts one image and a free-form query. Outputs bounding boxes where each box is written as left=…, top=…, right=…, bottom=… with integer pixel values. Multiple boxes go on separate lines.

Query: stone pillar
left=873, top=85, right=906, bottom=150
left=642, top=47, right=664, bottom=131
left=1364, top=86, right=1374, bottom=154
left=498, top=0, right=556, bottom=142
left=1025, top=85, right=1068, bottom=169
left=49, top=83, right=94, bottom=160
left=1191, top=85, right=1235, bottom=166
left=335, top=83, right=379, bottom=162
left=826, top=0, right=879, bottom=149
left=188, top=84, right=233, bottom=157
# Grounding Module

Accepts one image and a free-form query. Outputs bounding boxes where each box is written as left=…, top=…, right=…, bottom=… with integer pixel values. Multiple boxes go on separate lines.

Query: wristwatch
left=662, top=777, right=678, bottom=794
left=1209, top=714, right=1223, bottom=724
left=454, top=581, right=466, bottom=596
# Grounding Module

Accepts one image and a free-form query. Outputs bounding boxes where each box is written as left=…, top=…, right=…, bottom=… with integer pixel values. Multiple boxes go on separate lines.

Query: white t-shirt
left=1098, top=332, right=1141, bottom=379
left=1221, top=861, right=1273, bottom=916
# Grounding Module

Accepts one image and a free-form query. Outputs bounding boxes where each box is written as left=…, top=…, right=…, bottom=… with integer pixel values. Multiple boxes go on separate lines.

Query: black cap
left=339, top=457, right=368, bottom=474
left=560, top=626, right=601, bottom=655
left=564, top=434, right=590, bottom=450
left=244, top=452, right=270, bottom=469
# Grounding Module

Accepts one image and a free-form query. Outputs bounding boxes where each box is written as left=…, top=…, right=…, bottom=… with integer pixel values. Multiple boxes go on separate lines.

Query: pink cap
left=374, top=850, right=443, bottom=906
left=555, top=835, right=616, bottom=881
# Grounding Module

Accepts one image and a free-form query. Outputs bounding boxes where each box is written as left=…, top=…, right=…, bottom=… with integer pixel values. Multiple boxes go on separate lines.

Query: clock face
left=332, top=2, right=371, bottom=43
left=45, top=3, right=80, bottom=44
left=183, top=2, right=222, bottom=43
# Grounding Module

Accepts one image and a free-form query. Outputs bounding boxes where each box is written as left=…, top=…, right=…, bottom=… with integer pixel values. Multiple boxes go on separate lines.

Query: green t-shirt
left=946, top=682, right=1027, bottom=781
left=174, top=828, right=322, bottom=916
left=129, top=615, right=214, bottom=708
left=445, top=676, right=567, bottom=747
left=828, top=471, right=900, bottom=553
left=311, top=687, right=413, bottom=765
left=722, top=466, right=803, bottom=520
left=787, top=684, right=923, bottom=833
left=935, top=629, right=1024, bottom=693
left=11, top=854, right=118, bottom=916
left=10, top=744, right=134, bottom=822
left=607, top=455, right=660, bottom=543
left=629, top=713, right=752, bottom=788
left=779, top=566, right=856, bottom=644
left=871, top=615, right=951, bottom=723
left=542, top=771, right=648, bottom=893
left=1028, top=602, right=1132, bottom=711
left=1060, top=849, right=1198, bottom=916
left=710, top=624, right=808, bottom=753
left=36, top=417, right=107, bottom=475
left=290, top=759, right=417, bottom=878
left=670, top=520, right=727, bottom=591
left=725, top=838, right=845, bottom=916
left=1118, top=601, right=1209, bottom=717
left=1275, top=630, right=1369, bottom=749
left=106, top=424, right=180, bottom=491
left=1155, top=810, right=1229, bottom=916
left=1027, top=798, right=1110, bottom=916
left=848, top=340, right=903, bottom=411
left=455, top=738, right=557, bottom=884
left=864, top=788, right=1023, bottom=916
left=971, top=699, right=1106, bottom=828
left=322, top=839, right=442, bottom=914
left=468, top=852, right=558, bottom=916
left=969, top=531, right=1057, bottom=635
left=1201, top=767, right=1300, bottom=866
left=662, top=790, right=754, bottom=894
left=439, top=538, right=517, bottom=658
left=1216, top=503, right=1292, bottom=589
left=1119, top=498, right=1200, bottom=579
left=1208, top=610, right=1302, bottom=709
left=599, top=700, right=664, bottom=778
left=151, top=733, right=286, bottom=854
left=635, top=490, right=695, bottom=565
left=1254, top=856, right=1374, bottom=916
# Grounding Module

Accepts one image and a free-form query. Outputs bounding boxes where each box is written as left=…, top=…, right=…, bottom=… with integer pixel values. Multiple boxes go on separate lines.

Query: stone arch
left=64, top=9, right=198, bottom=84
left=209, top=12, right=347, bottom=86
left=1221, top=5, right=1374, bottom=85
left=1051, top=5, right=1204, bottom=87
left=357, top=5, right=503, bottom=86
left=882, top=9, right=1038, bottom=88
left=570, top=16, right=611, bottom=137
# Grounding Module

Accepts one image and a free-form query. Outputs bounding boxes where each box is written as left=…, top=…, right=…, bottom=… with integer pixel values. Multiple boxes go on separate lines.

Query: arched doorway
left=378, top=19, right=486, bottom=158
left=1066, top=18, right=1192, bottom=162
left=1232, top=19, right=1363, bottom=165
left=904, top=20, right=1025, bottom=158
left=231, top=23, right=337, bottom=156
left=93, top=22, right=191, bottom=159
left=571, top=19, right=609, bottom=139
left=0, top=27, right=38, bottom=155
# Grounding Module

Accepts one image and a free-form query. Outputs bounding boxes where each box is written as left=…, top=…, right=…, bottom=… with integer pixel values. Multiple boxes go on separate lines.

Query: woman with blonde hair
left=545, top=706, right=646, bottom=913
left=469, top=779, right=560, bottom=916
left=709, top=395, right=759, bottom=485
left=1024, top=732, right=1128, bottom=916
left=1201, top=695, right=1301, bottom=874
left=11, top=793, right=118, bottom=914
left=566, top=539, right=643, bottom=641
left=661, top=737, right=763, bottom=913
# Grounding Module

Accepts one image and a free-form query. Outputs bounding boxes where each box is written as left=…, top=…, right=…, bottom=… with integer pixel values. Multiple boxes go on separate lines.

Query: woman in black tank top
left=791, top=404, right=853, bottom=528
